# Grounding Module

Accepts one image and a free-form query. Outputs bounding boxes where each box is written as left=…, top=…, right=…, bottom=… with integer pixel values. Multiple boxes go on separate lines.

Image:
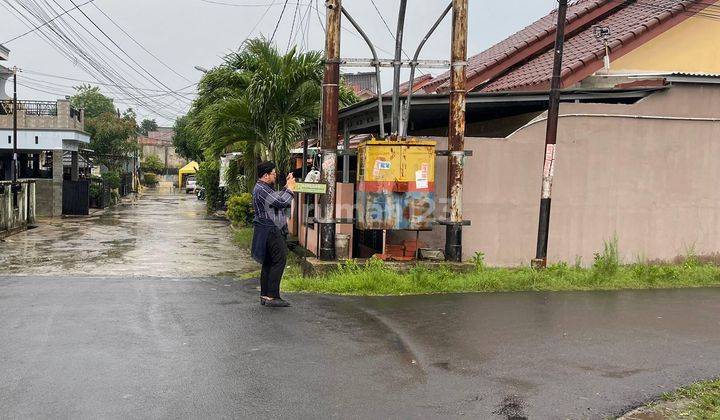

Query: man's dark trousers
left=260, top=228, right=288, bottom=298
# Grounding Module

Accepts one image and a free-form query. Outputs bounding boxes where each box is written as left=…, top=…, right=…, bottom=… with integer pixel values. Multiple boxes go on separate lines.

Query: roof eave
left=0, top=44, right=9, bottom=61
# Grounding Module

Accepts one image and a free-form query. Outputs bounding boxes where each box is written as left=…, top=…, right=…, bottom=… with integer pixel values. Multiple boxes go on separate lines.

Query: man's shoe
left=264, top=299, right=290, bottom=308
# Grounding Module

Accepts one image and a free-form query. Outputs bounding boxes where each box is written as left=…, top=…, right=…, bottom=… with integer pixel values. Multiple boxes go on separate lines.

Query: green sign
left=294, top=182, right=327, bottom=194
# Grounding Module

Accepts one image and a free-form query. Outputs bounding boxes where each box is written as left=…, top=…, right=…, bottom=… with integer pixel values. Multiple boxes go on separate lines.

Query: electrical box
left=356, top=138, right=436, bottom=230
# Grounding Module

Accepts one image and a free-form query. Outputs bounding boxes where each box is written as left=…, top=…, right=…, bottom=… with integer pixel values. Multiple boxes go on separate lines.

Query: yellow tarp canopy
left=178, top=161, right=199, bottom=187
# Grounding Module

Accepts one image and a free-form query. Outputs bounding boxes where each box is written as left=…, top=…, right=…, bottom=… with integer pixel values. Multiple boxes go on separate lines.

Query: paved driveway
left=1, top=192, right=719, bottom=419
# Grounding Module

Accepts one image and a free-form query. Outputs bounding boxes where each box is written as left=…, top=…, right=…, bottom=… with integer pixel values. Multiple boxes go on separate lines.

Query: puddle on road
left=0, top=191, right=255, bottom=278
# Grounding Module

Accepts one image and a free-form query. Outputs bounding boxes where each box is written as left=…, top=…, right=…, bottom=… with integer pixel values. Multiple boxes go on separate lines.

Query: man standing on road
left=251, top=161, right=296, bottom=308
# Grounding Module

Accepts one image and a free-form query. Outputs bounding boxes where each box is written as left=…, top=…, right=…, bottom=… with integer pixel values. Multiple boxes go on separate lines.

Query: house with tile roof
left=296, top=0, right=720, bottom=265
left=425, top=0, right=720, bottom=93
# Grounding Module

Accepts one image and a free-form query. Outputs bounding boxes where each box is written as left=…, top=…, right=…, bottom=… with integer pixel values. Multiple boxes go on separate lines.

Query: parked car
left=185, top=175, right=197, bottom=194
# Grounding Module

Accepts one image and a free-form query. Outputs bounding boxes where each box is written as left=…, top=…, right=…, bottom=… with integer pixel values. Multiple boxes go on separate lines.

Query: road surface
left=1, top=191, right=719, bottom=419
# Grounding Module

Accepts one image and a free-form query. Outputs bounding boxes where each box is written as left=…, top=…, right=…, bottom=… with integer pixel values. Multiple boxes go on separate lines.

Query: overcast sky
left=1, top=0, right=558, bottom=125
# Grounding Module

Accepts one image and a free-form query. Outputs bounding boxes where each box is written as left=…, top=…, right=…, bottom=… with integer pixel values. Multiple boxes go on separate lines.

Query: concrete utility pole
left=318, top=0, right=341, bottom=261
left=533, top=0, right=569, bottom=269
left=445, top=0, right=468, bottom=262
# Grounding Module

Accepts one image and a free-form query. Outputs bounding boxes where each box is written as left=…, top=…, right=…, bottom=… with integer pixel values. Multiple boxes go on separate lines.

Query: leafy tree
left=172, top=114, right=203, bottom=162
left=141, top=154, right=165, bottom=174
left=140, top=118, right=158, bottom=136
left=71, top=86, right=138, bottom=172
left=101, top=171, right=121, bottom=189
left=84, top=111, right=138, bottom=171
left=70, top=85, right=115, bottom=119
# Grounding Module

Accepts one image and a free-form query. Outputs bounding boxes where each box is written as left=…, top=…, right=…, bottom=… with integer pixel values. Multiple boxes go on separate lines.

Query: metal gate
left=62, top=180, right=90, bottom=216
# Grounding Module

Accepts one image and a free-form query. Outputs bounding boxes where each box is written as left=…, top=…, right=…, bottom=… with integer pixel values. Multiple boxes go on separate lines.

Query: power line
left=270, top=0, right=290, bottom=42
left=286, top=1, right=300, bottom=52
left=198, top=0, right=302, bottom=7
left=1, top=0, right=95, bottom=44
left=90, top=3, right=192, bottom=82
left=23, top=69, right=197, bottom=94
left=4, top=0, right=179, bottom=118
left=65, top=0, right=189, bottom=104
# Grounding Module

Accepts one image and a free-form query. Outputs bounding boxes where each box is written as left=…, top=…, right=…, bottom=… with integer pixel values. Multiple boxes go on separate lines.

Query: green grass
left=282, top=238, right=720, bottom=296
left=660, top=379, right=720, bottom=419
left=282, top=258, right=720, bottom=296
left=232, top=227, right=253, bottom=249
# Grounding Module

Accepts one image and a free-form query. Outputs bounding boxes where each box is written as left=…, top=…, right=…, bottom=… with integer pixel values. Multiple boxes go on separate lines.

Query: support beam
left=390, top=0, right=409, bottom=135
left=445, top=0, right=468, bottom=262
left=71, top=151, right=79, bottom=181
left=318, top=0, right=341, bottom=261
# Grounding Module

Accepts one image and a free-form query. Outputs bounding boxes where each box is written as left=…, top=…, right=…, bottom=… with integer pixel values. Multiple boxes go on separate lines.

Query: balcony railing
left=0, top=100, right=58, bottom=116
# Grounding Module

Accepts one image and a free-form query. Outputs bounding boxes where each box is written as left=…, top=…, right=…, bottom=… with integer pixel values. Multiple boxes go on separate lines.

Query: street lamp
left=193, top=65, right=209, bottom=74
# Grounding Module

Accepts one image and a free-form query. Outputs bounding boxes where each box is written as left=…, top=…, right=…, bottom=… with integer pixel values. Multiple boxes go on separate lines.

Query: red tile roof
left=384, top=74, right=434, bottom=97
left=425, top=0, right=709, bottom=93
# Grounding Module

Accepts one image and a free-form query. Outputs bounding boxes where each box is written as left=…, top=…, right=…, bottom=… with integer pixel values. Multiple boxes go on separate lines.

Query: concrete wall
left=33, top=153, right=63, bottom=218
left=297, top=183, right=354, bottom=258
left=391, top=84, right=720, bottom=266
left=0, top=180, right=35, bottom=236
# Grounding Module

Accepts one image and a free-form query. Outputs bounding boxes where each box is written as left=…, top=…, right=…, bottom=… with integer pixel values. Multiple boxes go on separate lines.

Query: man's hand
left=286, top=173, right=296, bottom=191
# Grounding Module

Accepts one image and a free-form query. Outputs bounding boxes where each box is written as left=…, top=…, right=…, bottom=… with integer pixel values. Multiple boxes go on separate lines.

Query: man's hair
left=257, top=161, right=276, bottom=178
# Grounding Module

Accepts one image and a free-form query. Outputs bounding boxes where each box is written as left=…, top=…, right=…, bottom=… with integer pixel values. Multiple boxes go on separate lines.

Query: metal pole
left=301, top=135, right=309, bottom=261
left=402, top=2, right=453, bottom=138
left=319, top=0, right=341, bottom=261
left=533, top=0, right=569, bottom=269
left=340, top=7, right=385, bottom=138
left=390, top=0, right=408, bottom=136
left=342, top=123, right=350, bottom=183
left=12, top=67, right=18, bottom=186
left=445, top=0, right=468, bottom=262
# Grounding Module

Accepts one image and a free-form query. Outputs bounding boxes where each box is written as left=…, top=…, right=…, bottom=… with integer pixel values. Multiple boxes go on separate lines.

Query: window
left=7, top=135, right=10, bottom=144
left=35, top=136, right=39, bottom=145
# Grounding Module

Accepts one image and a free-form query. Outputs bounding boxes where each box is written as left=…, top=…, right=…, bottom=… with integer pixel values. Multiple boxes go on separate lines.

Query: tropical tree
left=188, top=38, right=359, bottom=193
left=172, top=114, right=203, bottom=162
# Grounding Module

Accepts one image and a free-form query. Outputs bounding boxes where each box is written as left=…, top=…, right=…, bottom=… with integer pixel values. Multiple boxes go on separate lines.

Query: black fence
left=119, top=173, right=133, bottom=197
left=89, top=178, right=111, bottom=209
left=0, top=100, right=58, bottom=116
left=62, top=180, right=89, bottom=216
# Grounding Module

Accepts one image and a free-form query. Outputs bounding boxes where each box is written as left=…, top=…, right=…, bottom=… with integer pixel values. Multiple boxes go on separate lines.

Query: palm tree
left=192, top=38, right=358, bottom=191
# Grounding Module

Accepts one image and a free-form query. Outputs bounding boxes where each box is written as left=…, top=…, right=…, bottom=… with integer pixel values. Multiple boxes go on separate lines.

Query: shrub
left=141, top=154, right=164, bottom=174
left=226, top=193, right=254, bottom=226
left=143, top=172, right=158, bottom=186
left=592, top=235, right=620, bottom=276
left=196, top=158, right=222, bottom=212
left=89, top=182, right=102, bottom=201
left=101, top=171, right=121, bottom=190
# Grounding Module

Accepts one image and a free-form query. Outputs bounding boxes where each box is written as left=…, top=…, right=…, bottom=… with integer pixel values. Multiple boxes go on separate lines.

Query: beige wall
left=140, top=143, right=184, bottom=169
left=0, top=100, right=84, bottom=131
left=392, top=84, right=720, bottom=266
left=297, top=183, right=354, bottom=258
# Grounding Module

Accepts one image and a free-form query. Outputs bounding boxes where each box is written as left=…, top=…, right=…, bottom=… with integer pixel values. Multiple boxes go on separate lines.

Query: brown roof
left=425, top=0, right=709, bottom=93
left=147, top=128, right=174, bottom=142
left=383, top=74, right=434, bottom=97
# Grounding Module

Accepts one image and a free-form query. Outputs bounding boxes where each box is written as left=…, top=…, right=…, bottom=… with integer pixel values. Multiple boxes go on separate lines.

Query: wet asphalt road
left=1, top=192, right=720, bottom=419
